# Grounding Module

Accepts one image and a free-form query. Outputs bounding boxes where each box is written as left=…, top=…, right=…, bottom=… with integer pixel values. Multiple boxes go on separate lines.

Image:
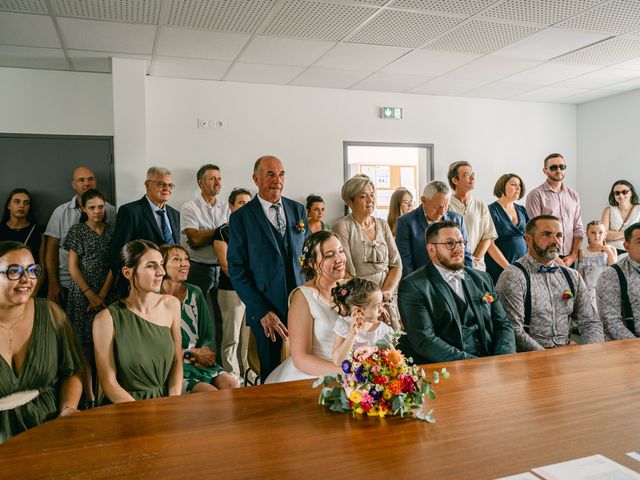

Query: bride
left=266, top=231, right=345, bottom=383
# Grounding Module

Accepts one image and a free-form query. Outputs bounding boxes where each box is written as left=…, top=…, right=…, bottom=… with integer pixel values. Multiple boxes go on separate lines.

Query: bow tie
left=539, top=265, right=558, bottom=273
left=445, top=270, right=465, bottom=282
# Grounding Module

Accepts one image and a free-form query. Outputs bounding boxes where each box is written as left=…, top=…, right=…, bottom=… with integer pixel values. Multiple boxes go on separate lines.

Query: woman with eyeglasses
left=0, top=241, right=83, bottom=444
left=333, top=175, right=402, bottom=330
left=306, top=194, right=331, bottom=234
left=601, top=180, right=640, bottom=255
left=93, top=240, right=182, bottom=404
left=0, top=189, right=46, bottom=297
left=387, top=187, right=413, bottom=236
left=62, top=189, right=114, bottom=408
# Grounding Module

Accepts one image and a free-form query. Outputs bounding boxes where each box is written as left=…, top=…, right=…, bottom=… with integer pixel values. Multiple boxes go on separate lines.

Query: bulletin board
left=359, top=164, right=417, bottom=209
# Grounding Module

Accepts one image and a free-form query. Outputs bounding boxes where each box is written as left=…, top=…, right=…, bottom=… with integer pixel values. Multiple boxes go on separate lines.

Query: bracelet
left=82, top=287, right=91, bottom=294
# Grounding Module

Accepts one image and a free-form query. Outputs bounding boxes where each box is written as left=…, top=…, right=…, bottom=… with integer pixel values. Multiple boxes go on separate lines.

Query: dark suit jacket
left=227, top=195, right=308, bottom=328
left=395, top=205, right=473, bottom=276
left=397, top=262, right=515, bottom=363
left=109, top=195, right=180, bottom=272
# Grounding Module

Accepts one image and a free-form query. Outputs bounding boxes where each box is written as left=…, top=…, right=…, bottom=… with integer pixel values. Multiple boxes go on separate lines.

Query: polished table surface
left=3, top=340, right=640, bottom=479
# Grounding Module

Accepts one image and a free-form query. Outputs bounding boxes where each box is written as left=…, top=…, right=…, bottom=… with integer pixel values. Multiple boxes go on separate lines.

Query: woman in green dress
left=0, top=241, right=83, bottom=444
left=93, top=240, right=182, bottom=403
left=160, top=244, right=238, bottom=392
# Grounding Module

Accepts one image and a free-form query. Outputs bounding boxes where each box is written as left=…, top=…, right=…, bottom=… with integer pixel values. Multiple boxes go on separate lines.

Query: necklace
left=355, top=216, right=374, bottom=231
left=0, top=305, right=27, bottom=354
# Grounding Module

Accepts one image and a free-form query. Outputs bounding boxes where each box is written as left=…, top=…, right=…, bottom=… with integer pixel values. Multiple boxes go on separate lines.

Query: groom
left=398, top=220, right=515, bottom=363
left=228, top=155, right=308, bottom=382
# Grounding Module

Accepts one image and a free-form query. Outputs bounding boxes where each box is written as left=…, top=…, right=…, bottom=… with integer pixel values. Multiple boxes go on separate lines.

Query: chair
left=243, top=331, right=291, bottom=386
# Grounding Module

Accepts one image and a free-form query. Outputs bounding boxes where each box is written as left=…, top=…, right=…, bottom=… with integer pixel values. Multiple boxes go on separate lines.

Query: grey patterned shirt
left=596, top=256, right=640, bottom=340
left=496, top=255, right=604, bottom=351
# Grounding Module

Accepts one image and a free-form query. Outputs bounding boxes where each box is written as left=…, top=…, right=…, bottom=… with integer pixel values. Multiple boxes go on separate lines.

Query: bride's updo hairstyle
left=299, top=231, right=339, bottom=281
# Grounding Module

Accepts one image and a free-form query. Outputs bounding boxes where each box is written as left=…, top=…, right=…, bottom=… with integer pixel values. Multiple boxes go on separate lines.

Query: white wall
left=577, top=89, right=640, bottom=226
left=145, top=76, right=577, bottom=224
left=0, top=67, right=113, bottom=135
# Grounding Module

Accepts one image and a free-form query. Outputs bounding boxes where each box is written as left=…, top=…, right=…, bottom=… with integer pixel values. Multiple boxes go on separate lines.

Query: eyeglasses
left=0, top=264, right=42, bottom=280
left=547, top=164, right=567, bottom=172
left=614, top=189, right=631, bottom=196
left=431, top=240, right=467, bottom=251
left=148, top=180, right=175, bottom=190
left=461, top=172, right=477, bottom=179
left=401, top=200, right=413, bottom=205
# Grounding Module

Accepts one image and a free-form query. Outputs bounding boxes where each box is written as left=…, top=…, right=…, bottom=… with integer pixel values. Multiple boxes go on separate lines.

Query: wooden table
left=3, top=340, right=640, bottom=479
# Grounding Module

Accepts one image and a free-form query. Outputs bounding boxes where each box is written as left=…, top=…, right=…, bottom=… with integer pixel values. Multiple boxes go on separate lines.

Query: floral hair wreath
left=298, top=244, right=311, bottom=267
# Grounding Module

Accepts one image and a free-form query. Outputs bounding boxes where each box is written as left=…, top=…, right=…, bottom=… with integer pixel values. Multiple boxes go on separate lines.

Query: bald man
left=45, top=166, right=116, bottom=305
left=228, top=155, right=309, bottom=382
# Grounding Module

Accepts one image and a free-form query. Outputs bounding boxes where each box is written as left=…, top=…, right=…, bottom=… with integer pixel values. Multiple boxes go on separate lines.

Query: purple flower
left=369, top=388, right=382, bottom=400
left=342, top=360, right=352, bottom=374
left=355, top=365, right=366, bottom=383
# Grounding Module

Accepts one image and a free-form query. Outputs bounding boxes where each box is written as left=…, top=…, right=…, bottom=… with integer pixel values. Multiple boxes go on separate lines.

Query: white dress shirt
left=433, top=263, right=465, bottom=300
left=180, top=191, right=230, bottom=264
left=257, top=195, right=287, bottom=231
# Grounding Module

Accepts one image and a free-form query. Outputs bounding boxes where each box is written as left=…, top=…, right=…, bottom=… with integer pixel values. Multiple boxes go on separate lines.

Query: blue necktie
left=156, top=209, right=174, bottom=244
left=539, top=265, right=558, bottom=273
left=270, top=204, right=286, bottom=236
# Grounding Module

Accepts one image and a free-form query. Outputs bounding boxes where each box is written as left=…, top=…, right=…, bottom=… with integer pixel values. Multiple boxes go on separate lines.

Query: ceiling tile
left=0, top=45, right=69, bottom=70
left=458, top=81, right=538, bottom=99
left=349, top=9, right=461, bottom=47
left=314, top=43, right=409, bottom=71
left=605, top=76, right=640, bottom=91
left=351, top=72, right=432, bottom=92
left=0, top=0, right=47, bottom=14
left=382, top=48, right=479, bottom=76
left=554, top=36, right=640, bottom=66
left=556, top=68, right=640, bottom=89
left=225, top=62, right=304, bottom=84
left=263, top=0, right=376, bottom=41
left=166, top=0, right=273, bottom=33
left=503, top=62, right=600, bottom=86
left=479, top=0, right=601, bottom=26
left=156, top=27, right=250, bottom=60
left=51, top=0, right=161, bottom=24
left=442, top=55, right=542, bottom=82
left=67, top=49, right=151, bottom=73
left=0, top=11, right=60, bottom=48
left=558, top=0, right=640, bottom=35
left=494, top=28, right=610, bottom=61
left=425, top=19, right=541, bottom=55
left=290, top=67, right=371, bottom=88
left=610, top=57, right=640, bottom=71
left=58, top=17, right=156, bottom=54
left=512, top=85, right=589, bottom=101
left=389, top=0, right=495, bottom=16
left=151, top=56, right=231, bottom=80
left=558, top=89, right=618, bottom=104
left=408, top=76, right=489, bottom=95
left=238, top=35, right=335, bottom=66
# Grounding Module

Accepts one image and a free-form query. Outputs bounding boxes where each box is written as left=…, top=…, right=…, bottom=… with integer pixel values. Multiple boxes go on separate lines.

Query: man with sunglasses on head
left=398, top=220, right=515, bottom=363
left=526, top=153, right=585, bottom=268
left=108, top=167, right=180, bottom=273
left=496, top=215, right=603, bottom=351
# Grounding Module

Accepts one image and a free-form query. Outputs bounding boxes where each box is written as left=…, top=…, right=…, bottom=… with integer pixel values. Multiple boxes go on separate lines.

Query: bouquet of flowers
left=313, top=334, right=449, bottom=422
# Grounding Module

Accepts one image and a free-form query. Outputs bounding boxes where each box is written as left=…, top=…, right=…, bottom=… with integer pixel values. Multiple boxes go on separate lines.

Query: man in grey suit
left=398, top=220, right=515, bottom=363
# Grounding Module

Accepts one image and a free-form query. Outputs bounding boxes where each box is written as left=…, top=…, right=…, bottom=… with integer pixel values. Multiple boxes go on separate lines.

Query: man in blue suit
left=228, top=155, right=309, bottom=382
left=396, top=180, right=472, bottom=277
left=109, top=166, right=180, bottom=273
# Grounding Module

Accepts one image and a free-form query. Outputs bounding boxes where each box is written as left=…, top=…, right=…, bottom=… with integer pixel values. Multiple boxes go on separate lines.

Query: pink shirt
left=526, top=181, right=584, bottom=256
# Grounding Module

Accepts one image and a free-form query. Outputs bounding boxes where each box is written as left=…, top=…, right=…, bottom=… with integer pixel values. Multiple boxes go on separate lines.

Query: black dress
left=0, top=223, right=45, bottom=263
left=62, top=223, right=113, bottom=344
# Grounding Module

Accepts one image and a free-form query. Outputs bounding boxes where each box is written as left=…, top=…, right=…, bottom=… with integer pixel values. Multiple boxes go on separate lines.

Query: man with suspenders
left=496, top=215, right=604, bottom=351
left=596, top=222, right=640, bottom=339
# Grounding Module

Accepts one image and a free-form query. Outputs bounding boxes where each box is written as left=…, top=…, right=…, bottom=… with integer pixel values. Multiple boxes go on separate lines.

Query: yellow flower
left=367, top=406, right=380, bottom=416
left=349, top=390, right=363, bottom=404
left=382, top=389, right=392, bottom=400
left=354, top=406, right=364, bottom=415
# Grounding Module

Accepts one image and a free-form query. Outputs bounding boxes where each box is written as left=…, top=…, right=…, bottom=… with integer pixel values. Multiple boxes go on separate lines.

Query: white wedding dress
left=265, top=286, right=338, bottom=384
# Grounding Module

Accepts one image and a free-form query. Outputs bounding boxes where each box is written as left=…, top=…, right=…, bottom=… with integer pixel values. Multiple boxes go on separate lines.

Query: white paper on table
left=495, top=472, right=541, bottom=480
left=532, top=454, right=640, bottom=479
left=627, top=452, right=640, bottom=463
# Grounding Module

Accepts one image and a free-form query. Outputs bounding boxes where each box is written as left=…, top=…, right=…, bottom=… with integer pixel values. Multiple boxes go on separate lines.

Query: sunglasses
left=547, top=164, right=567, bottom=172
left=614, top=189, right=631, bottom=196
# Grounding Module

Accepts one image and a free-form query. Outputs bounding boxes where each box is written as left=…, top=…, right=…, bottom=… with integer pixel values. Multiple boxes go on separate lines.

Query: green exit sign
left=381, top=106, right=403, bottom=119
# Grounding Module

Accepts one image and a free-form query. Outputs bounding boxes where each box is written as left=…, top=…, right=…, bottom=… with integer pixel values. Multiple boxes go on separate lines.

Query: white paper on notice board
left=400, top=167, right=415, bottom=189
left=376, top=166, right=390, bottom=188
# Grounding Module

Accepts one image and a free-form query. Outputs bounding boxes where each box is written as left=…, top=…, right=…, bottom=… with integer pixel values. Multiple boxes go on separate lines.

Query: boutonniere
left=294, top=221, right=305, bottom=234
left=562, top=290, right=573, bottom=300
left=481, top=292, right=494, bottom=304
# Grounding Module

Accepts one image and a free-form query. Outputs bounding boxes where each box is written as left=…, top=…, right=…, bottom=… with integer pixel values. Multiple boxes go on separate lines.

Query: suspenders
left=512, top=262, right=575, bottom=332
left=611, top=264, right=635, bottom=336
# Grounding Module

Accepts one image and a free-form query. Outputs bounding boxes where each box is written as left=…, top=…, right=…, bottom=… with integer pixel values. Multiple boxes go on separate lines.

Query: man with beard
left=496, top=215, right=604, bottom=351
left=398, top=220, right=515, bottom=363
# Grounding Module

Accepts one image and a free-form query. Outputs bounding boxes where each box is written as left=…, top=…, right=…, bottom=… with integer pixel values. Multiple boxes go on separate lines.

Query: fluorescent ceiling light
left=495, top=28, right=610, bottom=61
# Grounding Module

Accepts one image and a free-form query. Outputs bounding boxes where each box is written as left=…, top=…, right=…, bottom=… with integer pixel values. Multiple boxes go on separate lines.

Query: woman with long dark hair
left=601, top=179, right=640, bottom=255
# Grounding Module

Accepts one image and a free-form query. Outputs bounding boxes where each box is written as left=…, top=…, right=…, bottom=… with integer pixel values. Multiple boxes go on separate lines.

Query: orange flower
left=387, top=379, right=403, bottom=394
left=387, top=349, right=403, bottom=366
